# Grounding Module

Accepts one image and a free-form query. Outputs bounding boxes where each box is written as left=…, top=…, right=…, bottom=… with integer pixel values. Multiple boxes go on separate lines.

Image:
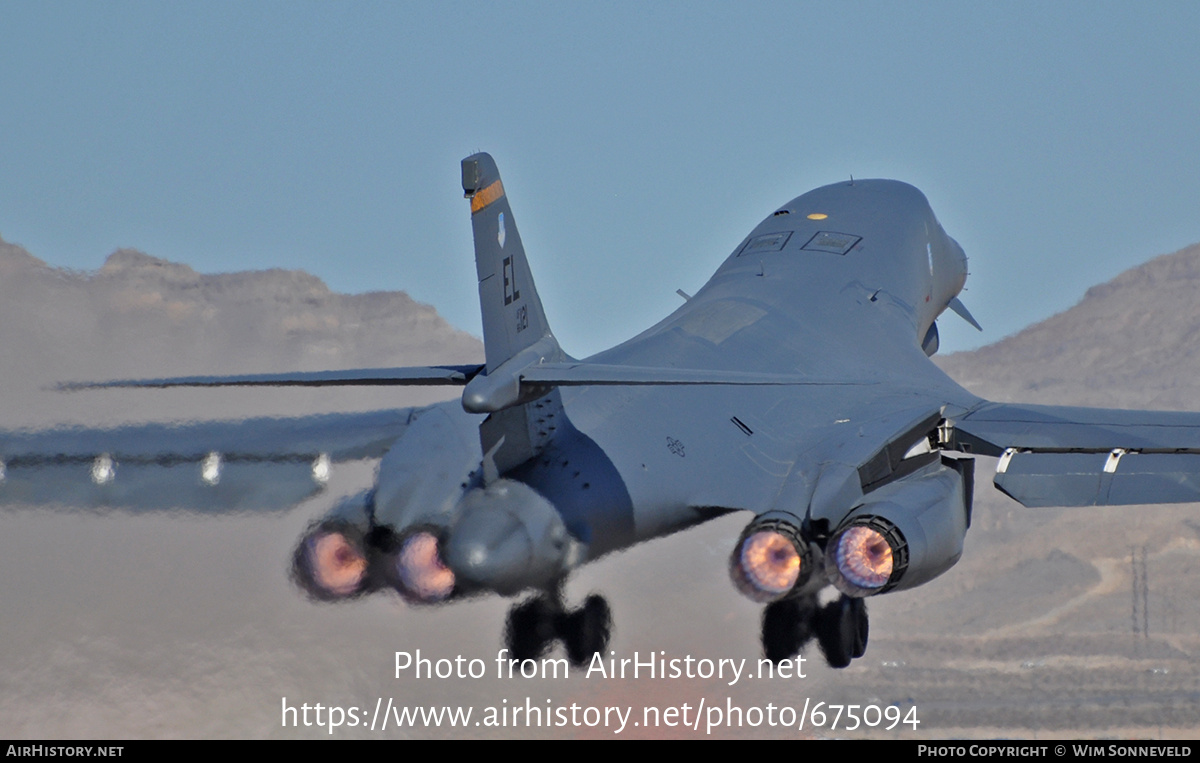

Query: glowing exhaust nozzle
left=297, top=528, right=369, bottom=599
left=827, top=518, right=907, bottom=597
left=395, top=531, right=455, bottom=603
left=835, top=526, right=892, bottom=587
left=730, top=518, right=812, bottom=603
left=742, top=532, right=801, bottom=594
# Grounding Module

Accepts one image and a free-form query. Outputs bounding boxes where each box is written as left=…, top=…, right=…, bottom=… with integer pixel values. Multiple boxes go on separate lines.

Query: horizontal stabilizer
left=463, top=359, right=876, bottom=413
left=519, top=363, right=879, bottom=388
left=59, top=365, right=484, bottom=391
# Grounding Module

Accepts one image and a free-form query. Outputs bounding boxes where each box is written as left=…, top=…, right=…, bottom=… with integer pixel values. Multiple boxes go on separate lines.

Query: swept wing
left=951, top=401, right=1200, bottom=506
left=0, top=409, right=415, bottom=511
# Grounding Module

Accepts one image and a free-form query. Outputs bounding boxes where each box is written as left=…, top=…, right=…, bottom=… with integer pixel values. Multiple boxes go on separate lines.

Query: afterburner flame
left=739, top=530, right=801, bottom=597
left=396, top=532, right=455, bottom=603
left=307, top=531, right=368, bottom=597
left=835, top=525, right=893, bottom=590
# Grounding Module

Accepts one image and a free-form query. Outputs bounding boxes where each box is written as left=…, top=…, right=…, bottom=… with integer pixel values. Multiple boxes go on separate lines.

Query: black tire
left=562, top=595, right=612, bottom=667
left=850, top=597, right=868, bottom=659
left=505, top=596, right=556, bottom=662
left=816, top=595, right=858, bottom=669
left=761, top=597, right=816, bottom=664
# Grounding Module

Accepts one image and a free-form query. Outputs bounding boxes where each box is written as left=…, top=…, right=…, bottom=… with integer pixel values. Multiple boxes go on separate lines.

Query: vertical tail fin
left=461, top=153, right=561, bottom=373
left=461, top=154, right=566, bottom=473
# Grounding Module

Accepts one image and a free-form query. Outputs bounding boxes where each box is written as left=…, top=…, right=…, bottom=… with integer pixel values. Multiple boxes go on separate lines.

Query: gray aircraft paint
left=5, top=153, right=1200, bottom=642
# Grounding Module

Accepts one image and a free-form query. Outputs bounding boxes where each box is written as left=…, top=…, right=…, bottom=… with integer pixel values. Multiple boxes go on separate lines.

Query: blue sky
left=2, top=1, right=1198, bottom=358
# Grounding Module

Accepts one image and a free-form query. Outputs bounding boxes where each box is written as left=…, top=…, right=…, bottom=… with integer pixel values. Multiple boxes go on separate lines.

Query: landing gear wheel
left=562, top=594, right=612, bottom=666
left=816, top=594, right=868, bottom=669
left=851, top=598, right=868, bottom=659
left=761, top=597, right=817, bottom=663
left=505, top=595, right=558, bottom=661
left=505, top=592, right=613, bottom=665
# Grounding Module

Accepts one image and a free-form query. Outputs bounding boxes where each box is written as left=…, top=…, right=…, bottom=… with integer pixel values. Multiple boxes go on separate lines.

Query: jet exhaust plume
left=295, top=527, right=369, bottom=599
left=394, top=531, right=455, bottom=603
left=730, top=520, right=810, bottom=602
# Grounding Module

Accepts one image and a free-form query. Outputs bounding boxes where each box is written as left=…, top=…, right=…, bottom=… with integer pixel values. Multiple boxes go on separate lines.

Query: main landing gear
left=505, top=590, right=612, bottom=666
left=762, top=593, right=868, bottom=669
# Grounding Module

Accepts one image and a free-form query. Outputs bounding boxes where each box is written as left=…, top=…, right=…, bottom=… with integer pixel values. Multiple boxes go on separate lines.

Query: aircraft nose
left=442, top=479, right=571, bottom=595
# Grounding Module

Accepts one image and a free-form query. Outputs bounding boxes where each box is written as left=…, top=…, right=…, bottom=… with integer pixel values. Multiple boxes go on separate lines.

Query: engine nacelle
left=729, top=513, right=814, bottom=602
left=825, top=455, right=973, bottom=596
left=441, top=478, right=577, bottom=596
left=372, top=404, right=483, bottom=533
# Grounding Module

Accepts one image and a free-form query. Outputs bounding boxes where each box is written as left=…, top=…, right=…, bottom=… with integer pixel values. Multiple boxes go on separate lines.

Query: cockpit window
left=737, top=231, right=792, bottom=256
left=801, top=231, right=861, bottom=255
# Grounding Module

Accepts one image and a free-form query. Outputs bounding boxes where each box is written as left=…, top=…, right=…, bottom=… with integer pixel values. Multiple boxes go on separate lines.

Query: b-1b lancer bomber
left=6, top=153, right=1200, bottom=668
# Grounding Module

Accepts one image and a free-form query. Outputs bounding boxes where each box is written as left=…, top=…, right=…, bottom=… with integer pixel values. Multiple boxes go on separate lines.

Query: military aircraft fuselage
left=29, top=154, right=1187, bottom=668
left=367, top=176, right=982, bottom=613
left=574, top=178, right=978, bottom=540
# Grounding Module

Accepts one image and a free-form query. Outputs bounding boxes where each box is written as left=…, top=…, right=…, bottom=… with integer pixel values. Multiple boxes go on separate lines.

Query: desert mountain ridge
left=0, top=235, right=482, bottom=375
left=937, top=242, right=1200, bottom=410
left=0, top=235, right=483, bottom=425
